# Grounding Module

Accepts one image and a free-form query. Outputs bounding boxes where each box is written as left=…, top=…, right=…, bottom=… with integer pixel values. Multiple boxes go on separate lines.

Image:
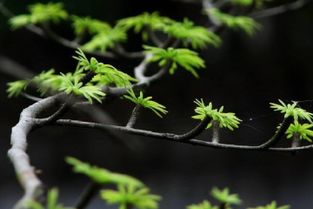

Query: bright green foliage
left=117, top=12, right=173, bottom=34
left=144, top=46, right=205, bottom=78
left=193, top=99, right=241, bottom=130
left=270, top=100, right=313, bottom=122
left=124, top=90, right=168, bottom=117
left=207, top=9, right=260, bottom=35
left=66, top=157, right=143, bottom=187
left=71, top=16, right=111, bottom=35
left=74, top=49, right=136, bottom=87
left=33, top=70, right=105, bottom=103
left=187, top=200, right=218, bottom=209
left=33, top=69, right=64, bottom=94
left=10, top=3, right=68, bottom=29
left=7, top=50, right=137, bottom=103
left=231, top=0, right=254, bottom=6
left=211, top=187, right=241, bottom=206
left=231, top=0, right=267, bottom=7
left=248, top=201, right=290, bottom=209
left=27, top=188, right=73, bottom=209
left=6, top=80, right=28, bottom=97
left=58, top=73, right=105, bottom=103
left=161, top=19, right=221, bottom=49
left=82, top=27, right=127, bottom=52
left=286, top=122, right=313, bottom=142
left=101, top=185, right=161, bottom=209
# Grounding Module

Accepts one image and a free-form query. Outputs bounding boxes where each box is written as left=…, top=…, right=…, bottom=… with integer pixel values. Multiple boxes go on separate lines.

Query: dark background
left=1, top=0, right=313, bottom=208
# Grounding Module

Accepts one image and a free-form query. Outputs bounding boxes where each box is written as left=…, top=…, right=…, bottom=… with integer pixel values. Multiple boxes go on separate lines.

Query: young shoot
left=144, top=46, right=205, bottom=78
left=187, top=200, right=218, bottom=209
left=10, top=3, right=68, bottom=29
left=124, top=89, right=168, bottom=118
left=101, top=185, right=161, bottom=209
left=207, top=8, right=260, bottom=35
left=192, top=99, right=241, bottom=131
left=248, top=201, right=290, bottom=209
left=7, top=80, right=28, bottom=97
left=66, top=157, right=143, bottom=187
left=71, top=16, right=111, bottom=35
left=270, top=99, right=313, bottom=123
left=161, top=19, right=221, bottom=49
left=211, top=187, right=241, bottom=206
left=286, top=122, right=313, bottom=142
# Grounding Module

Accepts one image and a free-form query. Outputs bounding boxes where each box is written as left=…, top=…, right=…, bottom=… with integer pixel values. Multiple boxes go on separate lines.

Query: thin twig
left=251, top=0, right=311, bottom=19
left=126, top=105, right=141, bottom=128
left=75, top=182, right=101, bottom=209
left=53, top=117, right=304, bottom=152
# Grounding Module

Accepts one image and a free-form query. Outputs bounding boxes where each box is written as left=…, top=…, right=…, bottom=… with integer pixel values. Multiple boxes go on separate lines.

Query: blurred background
left=1, top=0, right=313, bottom=208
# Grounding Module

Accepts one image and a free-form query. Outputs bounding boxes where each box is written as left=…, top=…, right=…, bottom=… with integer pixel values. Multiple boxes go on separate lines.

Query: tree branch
left=251, top=0, right=311, bottom=19
left=8, top=94, right=64, bottom=209
left=53, top=116, right=307, bottom=152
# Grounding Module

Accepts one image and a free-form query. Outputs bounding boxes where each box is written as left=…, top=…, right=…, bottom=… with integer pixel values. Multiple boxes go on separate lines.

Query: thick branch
left=8, top=94, right=64, bottom=209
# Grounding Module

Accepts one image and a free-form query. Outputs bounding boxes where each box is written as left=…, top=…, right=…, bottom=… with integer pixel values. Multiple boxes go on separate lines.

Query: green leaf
left=101, top=185, right=161, bottom=209
left=9, top=3, right=68, bottom=29
left=9, top=15, right=31, bottom=29
left=192, top=99, right=241, bottom=130
left=71, top=16, right=111, bottom=35
left=161, top=19, right=221, bottom=49
left=117, top=12, right=173, bottom=34
left=74, top=49, right=137, bottom=87
left=207, top=9, right=260, bottom=35
left=248, top=201, right=290, bottom=209
left=58, top=73, right=105, bottom=103
left=187, top=200, right=218, bottom=209
left=286, top=122, right=313, bottom=142
left=144, top=46, right=205, bottom=78
left=124, top=89, right=168, bottom=117
left=82, top=27, right=127, bottom=52
left=27, top=188, right=73, bottom=209
left=7, top=80, right=28, bottom=97
left=211, top=187, right=241, bottom=206
left=231, top=0, right=269, bottom=7
left=66, top=157, right=143, bottom=187
left=270, top=99, right=313, bottom=122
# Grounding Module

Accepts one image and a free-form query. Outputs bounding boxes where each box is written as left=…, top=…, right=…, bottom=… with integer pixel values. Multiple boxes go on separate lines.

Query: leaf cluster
left=161, top=19, right=221, bottom=49
left=7, top=80, right=28, bottom=97
left=101, top=185, right=161, bottom=209
left=230, top=0, right=268, bottom=8
left=82, top=27, right=127, bottom=52
left=10, top=3, right=68, bottom=29
left=192, top=99, right=241, bottom=130
left=286, top=122, right=313, bottom=142
left=66, top=157, right=143, bottom=187
left=117, top=12, right=173, bottom=33
left=144, top=46, right=205, bottom=78
left=124, top=90, right=168, bottom=117
left=71, top=16, right=111, bottom=35
left=67, top=157, right=160, bottom=209
left=270, top=100, right=313, bottom=122
left=74, top=49, right=137, bottom=87
left=207, top=9, right=260, bottom=35
left=187, top=200, right=218, bottom=209
left=118, top=13, right=220, bottom=49
left=7, top=50, right=137, bottom=103
left=271, top=100, right=313, bottom=143
left=211, top=187, right=241, bottom=206
left=248, top=201, right=290, bottom=209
